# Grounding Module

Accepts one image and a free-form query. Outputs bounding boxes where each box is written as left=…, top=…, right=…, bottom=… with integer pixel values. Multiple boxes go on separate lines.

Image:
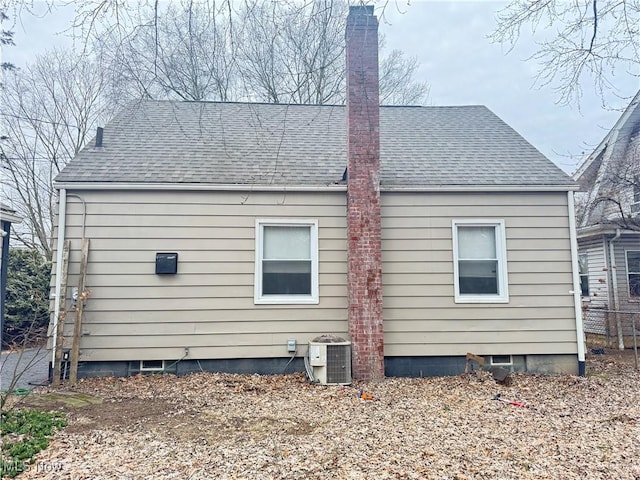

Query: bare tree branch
left=1, top=48, right=114, bottom=258
left=491, top=0, right=640, bottom=106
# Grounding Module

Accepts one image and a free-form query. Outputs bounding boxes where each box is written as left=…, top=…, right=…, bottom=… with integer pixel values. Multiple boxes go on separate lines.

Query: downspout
left=609, top=228, right=623, bottom=350
left=1, top=221, right=11, bottom=351
left=568, top=192, right=586, bottom=376
left=51, top=188, right=67, bottom=366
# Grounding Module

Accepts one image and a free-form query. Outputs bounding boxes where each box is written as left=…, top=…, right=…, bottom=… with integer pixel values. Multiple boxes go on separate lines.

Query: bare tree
left=94, top=0, right=238, bottom=102
left=73, top=0, right=429, bottom=105
left=491, top=0, right=640, bottom=106
left=236, top=0, right=348, bottom=104
left=0, top=49, right=113, bottom=259
left=379, top=44, right=428, bottom=105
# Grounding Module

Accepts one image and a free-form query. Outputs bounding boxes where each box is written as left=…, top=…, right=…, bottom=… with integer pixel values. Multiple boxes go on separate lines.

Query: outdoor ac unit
left=308, top=341, right=352, bottom=385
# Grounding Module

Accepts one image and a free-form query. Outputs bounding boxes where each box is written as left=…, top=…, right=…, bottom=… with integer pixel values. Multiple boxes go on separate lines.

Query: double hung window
left=255, top=219, right=318, bottom=304
left=452, top=220, right=509, bottom=303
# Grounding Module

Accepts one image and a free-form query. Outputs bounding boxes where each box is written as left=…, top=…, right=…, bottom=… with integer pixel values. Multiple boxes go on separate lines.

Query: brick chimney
left=345, top=5, right=384, bottom=380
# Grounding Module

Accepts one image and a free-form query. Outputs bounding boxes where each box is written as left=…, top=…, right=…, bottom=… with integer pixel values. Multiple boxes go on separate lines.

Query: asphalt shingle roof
left=55, top=100, right=573, bottom=188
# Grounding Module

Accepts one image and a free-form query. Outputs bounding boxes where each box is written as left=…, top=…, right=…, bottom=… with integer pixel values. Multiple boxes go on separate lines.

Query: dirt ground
left=8, top=349, right=640, bottom=479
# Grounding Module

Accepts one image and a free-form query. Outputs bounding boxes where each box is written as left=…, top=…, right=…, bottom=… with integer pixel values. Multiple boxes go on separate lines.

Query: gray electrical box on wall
left=155, top=253, right=178, bottom=274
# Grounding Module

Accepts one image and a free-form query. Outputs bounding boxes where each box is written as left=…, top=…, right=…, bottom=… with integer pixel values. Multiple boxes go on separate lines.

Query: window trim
left=452, top=219, right=509, bottom=304
left=490, top=355, right=513, bottom=366
left=254, top=218, right=319, bottom=305
left=625, top=250, right=640, bottom=301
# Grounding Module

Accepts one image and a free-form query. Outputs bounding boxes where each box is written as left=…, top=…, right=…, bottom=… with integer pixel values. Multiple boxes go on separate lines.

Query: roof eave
left=54, top=181, right=577, bottom=192
left=577, top=223, right=640, bottom=239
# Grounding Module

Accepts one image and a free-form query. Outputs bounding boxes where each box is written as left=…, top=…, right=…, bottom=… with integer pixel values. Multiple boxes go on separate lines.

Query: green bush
left=0, top=409, right=66, bottom=478
left=3, top=248, right=51, bottom=348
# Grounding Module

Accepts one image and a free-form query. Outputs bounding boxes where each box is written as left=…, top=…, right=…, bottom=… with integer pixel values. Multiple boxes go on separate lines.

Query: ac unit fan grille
left=326, top=344, right=351, bottom=384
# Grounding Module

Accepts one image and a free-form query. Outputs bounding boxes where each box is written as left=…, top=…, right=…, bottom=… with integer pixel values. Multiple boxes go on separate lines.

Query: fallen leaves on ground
left=14, top=352, right=640, bottom=479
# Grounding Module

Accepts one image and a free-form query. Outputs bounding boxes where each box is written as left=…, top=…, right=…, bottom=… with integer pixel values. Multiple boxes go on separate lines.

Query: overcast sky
left=4, top=0, right=640, bottom=174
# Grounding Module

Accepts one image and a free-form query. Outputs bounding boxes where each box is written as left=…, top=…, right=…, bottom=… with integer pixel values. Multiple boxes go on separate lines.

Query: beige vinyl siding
left=50, top=190, right=348, bottom=362
left=50, top=188, right=579, bottom=363
left=578, top=236, right=609, bottom=308
left=381, top=192, right=578, bottom=357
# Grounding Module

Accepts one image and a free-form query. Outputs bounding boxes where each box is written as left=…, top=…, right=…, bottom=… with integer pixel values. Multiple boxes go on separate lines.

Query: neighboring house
left=1, top=203, right=22, bottom=346
left=48, top=6, right=584, bottom=379
left=573, top=90, right=640, bottom=348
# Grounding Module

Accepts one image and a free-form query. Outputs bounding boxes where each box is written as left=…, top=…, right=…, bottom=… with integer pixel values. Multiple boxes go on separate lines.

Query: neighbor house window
left=632, top=184, right=640, bottom=214
left=626, top=251, right=640, bottom=299
left=452, top=220, right=509, bottom=303
left=255, top=219, right=318, bottom=304
left=579, top=252, right=590, bottom=297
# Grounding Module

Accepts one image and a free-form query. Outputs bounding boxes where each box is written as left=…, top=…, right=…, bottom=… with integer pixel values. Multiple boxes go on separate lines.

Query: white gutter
left=53, top=182, right=577, bottom=193
left=384, top=185, right=577, bottom=192
left=608, top=228, right=623, bottom=350
left=576, top=224, right=625, bottom=239
left=567, top=191, right=586, bottom=375
left=51, top=188, right=67, bottom=365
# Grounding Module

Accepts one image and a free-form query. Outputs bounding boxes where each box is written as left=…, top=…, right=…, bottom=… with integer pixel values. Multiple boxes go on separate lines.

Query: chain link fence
left=583, top=307, right=640, bottom=367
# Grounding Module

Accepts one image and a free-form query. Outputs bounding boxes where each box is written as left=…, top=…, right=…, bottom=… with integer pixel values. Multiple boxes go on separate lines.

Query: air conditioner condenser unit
left=308, top=341, right=352, bottom=385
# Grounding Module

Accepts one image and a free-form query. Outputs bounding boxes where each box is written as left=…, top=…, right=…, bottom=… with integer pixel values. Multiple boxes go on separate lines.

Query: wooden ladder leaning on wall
left=69, top=238, right=90, bottom=385
left=51, top=240, right=70, bottom=387
left=51, top=238, right=90, bottom=386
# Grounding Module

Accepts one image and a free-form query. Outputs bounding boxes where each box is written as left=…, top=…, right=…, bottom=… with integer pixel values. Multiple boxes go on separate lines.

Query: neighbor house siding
left=578, top=236, right=609, bottom=308
left=577, top=235, right=640, bottom=311
left=381, top=192, right=578, bottom=357
left=50, top=190, right=348, bottom=362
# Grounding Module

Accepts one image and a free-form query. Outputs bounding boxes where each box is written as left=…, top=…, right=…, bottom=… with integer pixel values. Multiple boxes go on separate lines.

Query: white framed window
left=626, top=250, right=640, bottom=299
left=452, top=219, right=509, bottom=303
left=579, top=252, right=590, bottom=297
left=255, top=219, right=319, bottom=304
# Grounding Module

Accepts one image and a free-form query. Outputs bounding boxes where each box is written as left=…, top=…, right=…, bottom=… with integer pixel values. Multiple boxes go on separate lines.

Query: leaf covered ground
left=12, top=350, right=640, bottom=479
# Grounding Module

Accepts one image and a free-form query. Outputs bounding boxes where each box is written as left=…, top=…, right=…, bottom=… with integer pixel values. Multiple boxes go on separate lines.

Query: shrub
left=3, top=248, right=51, bottom=348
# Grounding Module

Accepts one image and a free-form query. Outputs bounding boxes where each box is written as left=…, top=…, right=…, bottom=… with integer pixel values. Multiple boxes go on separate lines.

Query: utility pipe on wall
left=51, top=188, right=67, bottom=365
left=568, top=192, right=586, bottom=376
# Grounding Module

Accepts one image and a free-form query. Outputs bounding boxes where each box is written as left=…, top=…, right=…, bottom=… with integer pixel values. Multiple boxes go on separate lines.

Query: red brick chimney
left=345, top=5, right=384, bottom=380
